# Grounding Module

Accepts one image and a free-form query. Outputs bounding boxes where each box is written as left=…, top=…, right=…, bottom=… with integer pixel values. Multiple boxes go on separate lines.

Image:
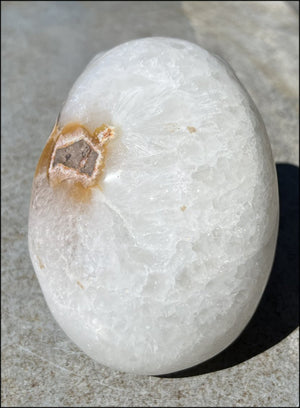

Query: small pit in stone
left=187, top=126, right=196, bottom=133
left=53, top=139, right=98, bottom=176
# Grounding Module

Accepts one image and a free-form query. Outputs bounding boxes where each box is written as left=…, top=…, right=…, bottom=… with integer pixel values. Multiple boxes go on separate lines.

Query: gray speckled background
left=1, top=1, right=299, bottom=406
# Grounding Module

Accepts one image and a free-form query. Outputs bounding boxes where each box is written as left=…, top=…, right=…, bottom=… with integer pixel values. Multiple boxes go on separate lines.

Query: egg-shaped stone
left=28, top=37, right=279, bottom=375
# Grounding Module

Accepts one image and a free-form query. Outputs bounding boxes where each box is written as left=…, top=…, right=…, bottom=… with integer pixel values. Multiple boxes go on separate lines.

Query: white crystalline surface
left=28, top=37, right=279, bottom=375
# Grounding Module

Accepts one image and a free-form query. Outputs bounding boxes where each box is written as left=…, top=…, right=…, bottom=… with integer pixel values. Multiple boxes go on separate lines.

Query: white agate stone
left=28, top=37, right=279, bottom=375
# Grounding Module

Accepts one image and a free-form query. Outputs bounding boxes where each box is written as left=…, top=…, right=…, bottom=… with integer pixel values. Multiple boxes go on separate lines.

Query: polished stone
left=2, top=1, right=298, bottom=406
left=28, top=37, right=279, bottom=376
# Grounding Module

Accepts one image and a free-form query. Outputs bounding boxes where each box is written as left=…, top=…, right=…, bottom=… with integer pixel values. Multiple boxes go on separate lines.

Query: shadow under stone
left=160, top=163, right=299, bottom=378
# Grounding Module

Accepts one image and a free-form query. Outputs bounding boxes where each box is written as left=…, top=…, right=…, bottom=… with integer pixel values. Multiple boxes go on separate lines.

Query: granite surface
left=1, top=1, right=299, bottom=406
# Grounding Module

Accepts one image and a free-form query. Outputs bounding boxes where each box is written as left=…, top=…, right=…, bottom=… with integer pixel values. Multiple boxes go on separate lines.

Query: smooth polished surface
left=2, top=1, right=299, bottom=405
left=28, top=37, right=279, bottom=375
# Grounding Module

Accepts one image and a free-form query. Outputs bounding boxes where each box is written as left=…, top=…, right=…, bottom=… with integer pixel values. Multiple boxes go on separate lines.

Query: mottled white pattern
left=28, top=37, right=279, bottom=375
